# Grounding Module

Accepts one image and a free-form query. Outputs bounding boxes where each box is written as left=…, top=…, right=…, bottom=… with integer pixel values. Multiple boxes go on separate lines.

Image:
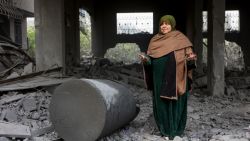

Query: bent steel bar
left=50, top=78, right=139, bottom=141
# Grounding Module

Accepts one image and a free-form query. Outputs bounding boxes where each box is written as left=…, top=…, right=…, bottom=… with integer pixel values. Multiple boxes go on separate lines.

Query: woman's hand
left=138, top=53, right=149, bottom=63
left=187, top=52, right=197, bottom=61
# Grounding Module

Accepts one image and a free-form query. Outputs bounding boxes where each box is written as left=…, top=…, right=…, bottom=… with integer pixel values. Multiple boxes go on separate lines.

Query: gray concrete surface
left=50, top=78, right=138, bottom=141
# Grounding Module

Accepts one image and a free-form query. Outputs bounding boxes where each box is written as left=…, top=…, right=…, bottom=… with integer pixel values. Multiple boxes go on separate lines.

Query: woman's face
left=160, top=22, right=172, bottom=34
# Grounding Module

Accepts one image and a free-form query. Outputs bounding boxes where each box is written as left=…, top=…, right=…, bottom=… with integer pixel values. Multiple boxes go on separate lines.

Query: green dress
left=150, top=54, right=189, bottom=139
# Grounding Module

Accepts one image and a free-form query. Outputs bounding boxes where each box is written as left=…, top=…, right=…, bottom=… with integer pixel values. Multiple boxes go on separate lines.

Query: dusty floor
left=98, top=85, right=250, bottom=141
left=0, top=81, right=249, bottom=141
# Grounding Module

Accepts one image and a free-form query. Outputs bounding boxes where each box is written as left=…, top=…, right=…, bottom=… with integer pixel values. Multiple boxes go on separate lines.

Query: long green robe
left=150, top=54, right=189, bottom=139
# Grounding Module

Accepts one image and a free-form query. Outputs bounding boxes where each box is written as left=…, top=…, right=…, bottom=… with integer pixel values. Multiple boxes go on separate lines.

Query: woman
left=139, top=15, right=196, bottom=140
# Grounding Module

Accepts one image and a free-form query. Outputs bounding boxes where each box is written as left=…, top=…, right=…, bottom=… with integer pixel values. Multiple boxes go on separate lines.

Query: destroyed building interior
left=0, top=0, right=249, bottom=141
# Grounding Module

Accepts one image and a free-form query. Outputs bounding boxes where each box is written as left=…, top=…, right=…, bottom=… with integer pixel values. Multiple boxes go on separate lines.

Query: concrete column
left=239, top=4, right=250, bottom=69
left=35, top=0, right=65, bottom=71
left=186, top=0, right=203, bottom=74
left=207, top=0, right=225, bottom=96
left=186, top=0, right=194, bottom=41
left=186, top=0, right=203, bottom=70
left=65, top=0, right=80, bottom=70
left=21, top=19, right=28, bottom=49
left=91, top=6, right=105, bottom=57
left=9, top=18, right=15, bottom=41
left=193, top=0, right=203, bottom=73
left=50, top=78, right=138, bottom=141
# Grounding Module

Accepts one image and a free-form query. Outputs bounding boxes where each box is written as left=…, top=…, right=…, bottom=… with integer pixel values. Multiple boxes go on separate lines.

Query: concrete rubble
left=0, top=91, right=58, bottom=141
left=0, top=56, right=249, bottom=141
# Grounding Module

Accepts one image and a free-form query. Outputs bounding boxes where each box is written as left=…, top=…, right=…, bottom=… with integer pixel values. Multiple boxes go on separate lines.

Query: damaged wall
left=89, top=0, right=189, bottom=57
left=34, top=0, right=250, bottom=73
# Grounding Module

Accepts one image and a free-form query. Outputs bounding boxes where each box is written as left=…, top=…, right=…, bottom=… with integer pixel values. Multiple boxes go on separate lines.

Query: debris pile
left=75, top=57, right=145, bottom=88
left=0, top=42, right=34, bottom=79
left=0, top=91, right=58, bottom=141
left=0, top=55, right=249, bottom=141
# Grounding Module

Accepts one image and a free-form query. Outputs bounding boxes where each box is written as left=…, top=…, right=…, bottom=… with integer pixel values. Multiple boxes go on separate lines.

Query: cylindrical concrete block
left=50, top=78, right=138, bottom=141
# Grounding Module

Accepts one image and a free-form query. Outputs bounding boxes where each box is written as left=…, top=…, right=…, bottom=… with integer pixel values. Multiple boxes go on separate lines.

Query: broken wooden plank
left=0, top=77, right=73, bottom=92
left=0, top=121, right=31, bottom=138
left=0, top=67, right=62, bottom=85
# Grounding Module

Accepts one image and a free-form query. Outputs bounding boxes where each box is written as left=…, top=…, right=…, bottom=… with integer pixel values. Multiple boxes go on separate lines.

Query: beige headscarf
left=147, top=15, right=192, bottom=58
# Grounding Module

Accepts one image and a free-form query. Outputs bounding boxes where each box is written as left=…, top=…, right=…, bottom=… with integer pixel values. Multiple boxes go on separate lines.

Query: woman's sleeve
left=142, top=57, right=153, bottom=90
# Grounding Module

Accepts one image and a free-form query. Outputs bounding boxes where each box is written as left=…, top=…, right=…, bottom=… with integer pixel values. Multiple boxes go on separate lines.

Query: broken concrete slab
left=31, top=112, right=40, bottom=120
left=31, top=137, right=52, bottom=141
left=0, top=110, right=7, bottom=120
left=6, top=72, right=20, bottom=79
left=0, top=121, right=31, bottom=138
left=21, top=63, right=33, bottom=76
left=31, top=125, right=54, bottom=137
left=22, top=98, right=37, bottom=113
left=5, top=110, right=18, bottom=122
left=0, top=94, right=26, bottom=105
